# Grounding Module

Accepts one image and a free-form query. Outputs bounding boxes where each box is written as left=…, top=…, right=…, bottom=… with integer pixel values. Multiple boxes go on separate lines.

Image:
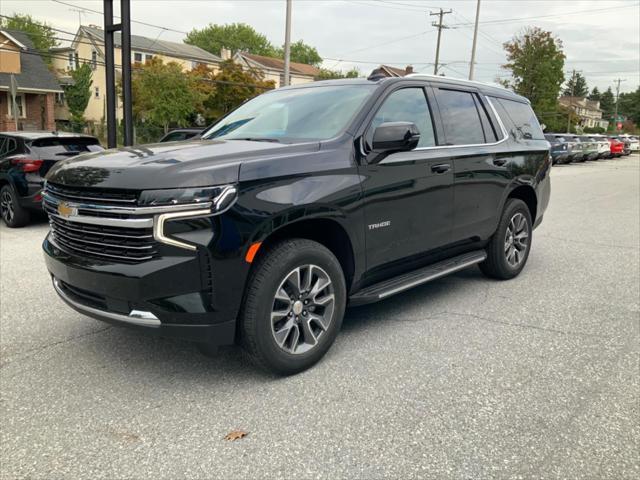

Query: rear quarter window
left=493, top=98, right=545, bottom=141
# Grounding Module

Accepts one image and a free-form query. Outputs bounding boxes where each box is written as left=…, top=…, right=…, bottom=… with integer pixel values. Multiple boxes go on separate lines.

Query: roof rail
left=404, top=73, right=509, bottom=91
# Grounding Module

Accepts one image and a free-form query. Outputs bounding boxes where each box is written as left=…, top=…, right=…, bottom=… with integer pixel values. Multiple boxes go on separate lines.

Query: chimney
left=405, top=65, right=414, bottom=75
left=220, top=48, right=232, bottom=61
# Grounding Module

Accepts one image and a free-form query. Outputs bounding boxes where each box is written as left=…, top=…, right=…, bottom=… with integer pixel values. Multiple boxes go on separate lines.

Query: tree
left=588, top=86, right=600, bottom=101
left=617, top=86, right=640, bottom=125
left=501, top=27, right=565, bottom=128
left=185, top=23, right=276, bottom=57
left=316, top=68, right=360, bottom=80
left=131, top=58, right=204, bottom=133
left=64, top=64, right=93, bottom=132
left=274, top=40, right=322, bottom=67
left=203, top=59, right=275, bottom=119
left=600, top=87, right=615, bottom=117
left=563, top=71, right=588, bottom=97
left=0, top=14, right=58, bottom=64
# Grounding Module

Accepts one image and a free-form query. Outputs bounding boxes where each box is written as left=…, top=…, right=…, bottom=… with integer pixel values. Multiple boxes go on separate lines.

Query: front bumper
left=43, top=234, right=237, bottom=345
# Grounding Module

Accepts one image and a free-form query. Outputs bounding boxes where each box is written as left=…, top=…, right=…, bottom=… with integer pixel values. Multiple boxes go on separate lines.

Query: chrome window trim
left=413, top=95, right=509, bottom=151
left=52, top=277, right=161, bottom=327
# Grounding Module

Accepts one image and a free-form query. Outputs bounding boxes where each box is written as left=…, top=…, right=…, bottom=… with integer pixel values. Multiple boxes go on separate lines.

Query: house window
left=94, top=87, right=100, bottom=99
left=133, top=52, right=143, bottom=64
left=68, top=52, right=75, bottom=69
left=91, top=50, right=98, bottom=69
left=55, top=92, right=65, bottom=105
left=145, top=54, right=154, bottom=63
left=191, top=61, right=205, bottom=70
left=6, top=93, right=26, bottom=118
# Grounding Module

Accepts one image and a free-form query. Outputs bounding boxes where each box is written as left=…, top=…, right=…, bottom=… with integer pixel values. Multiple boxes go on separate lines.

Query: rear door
left=431, top=85, right=508, bottom=243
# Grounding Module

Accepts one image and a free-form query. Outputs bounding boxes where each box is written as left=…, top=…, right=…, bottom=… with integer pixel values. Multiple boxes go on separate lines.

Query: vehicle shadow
left=78, top=266, right=487, bottom=382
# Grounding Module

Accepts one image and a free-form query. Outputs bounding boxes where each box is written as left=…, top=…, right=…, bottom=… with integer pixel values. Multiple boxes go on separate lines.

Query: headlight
left=145, top=185, right=238, bottom=251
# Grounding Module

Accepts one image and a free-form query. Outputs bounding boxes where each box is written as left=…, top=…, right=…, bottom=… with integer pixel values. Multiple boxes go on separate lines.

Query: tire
left=0, top=185, right=30, bottom=228
left=239, top=238, right=346, bottom=375
left=480, top=199, right=532, bottom=280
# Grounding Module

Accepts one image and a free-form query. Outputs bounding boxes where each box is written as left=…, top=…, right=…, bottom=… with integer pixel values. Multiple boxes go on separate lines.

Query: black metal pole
left=120, top=0, right=133, bottom=146
left=103, top=0, right=117, bottom=148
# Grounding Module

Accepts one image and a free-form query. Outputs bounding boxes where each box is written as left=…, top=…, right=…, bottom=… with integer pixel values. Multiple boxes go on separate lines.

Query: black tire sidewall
left=243, top=240, right=346, bottom=375
left=494, top=199, right=532, bottom=278
left=1, top=185, right=29, bottom=228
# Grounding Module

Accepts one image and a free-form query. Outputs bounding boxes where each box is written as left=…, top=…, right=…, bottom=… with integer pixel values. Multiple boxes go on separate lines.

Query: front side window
left=366, top=87, right=436, bottom=148
left=202, top=85, right=375, bottom=143
left=435, top=89, right=486, bottom=145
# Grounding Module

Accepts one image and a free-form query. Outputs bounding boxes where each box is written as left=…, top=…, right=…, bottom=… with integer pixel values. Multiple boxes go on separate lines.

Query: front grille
left=46, top=182, right=138, bottom=205
left=44, top=184, right=158, bottom=264
left=49, top=216, right=157, bottom=263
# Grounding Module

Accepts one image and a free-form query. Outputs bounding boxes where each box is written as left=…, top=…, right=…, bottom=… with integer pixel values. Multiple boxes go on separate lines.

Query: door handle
left=431, top=163, right=450, bottom=174
left=493, top=158, right=508, bottom=167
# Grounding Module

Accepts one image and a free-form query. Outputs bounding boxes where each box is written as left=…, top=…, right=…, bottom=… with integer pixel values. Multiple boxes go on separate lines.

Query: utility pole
left=282, top=0, right=292, bottom=86
left=430, top=8, right=452, bottom=75
left=613, top=77, right=626, bottom=130
left=468, top=0, right=481, bottom=80
left=567, top=69, right=575, bottom=133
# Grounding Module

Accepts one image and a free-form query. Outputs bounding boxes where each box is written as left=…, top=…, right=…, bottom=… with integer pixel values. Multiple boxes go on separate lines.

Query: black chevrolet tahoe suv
left=42, top=76, right=550, bottom=374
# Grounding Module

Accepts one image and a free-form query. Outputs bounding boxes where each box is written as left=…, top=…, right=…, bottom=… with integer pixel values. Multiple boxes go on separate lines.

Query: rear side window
left=434, top=89, right=486, bottom=145
left=495, top=98, right=545, bottom=140
left=29, top=137, right=103, bottom=158
left=162, top=132, right=188, bottom=142
left=367, top=87, right=436, bottom=148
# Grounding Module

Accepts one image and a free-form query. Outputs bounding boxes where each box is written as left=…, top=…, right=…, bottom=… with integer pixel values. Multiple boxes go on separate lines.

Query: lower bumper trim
left=52, top=277, right=161, bottom=327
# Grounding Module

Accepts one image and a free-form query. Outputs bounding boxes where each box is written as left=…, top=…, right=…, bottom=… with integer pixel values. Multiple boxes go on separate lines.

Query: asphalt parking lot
left=1, top=155, right=639, bottom=479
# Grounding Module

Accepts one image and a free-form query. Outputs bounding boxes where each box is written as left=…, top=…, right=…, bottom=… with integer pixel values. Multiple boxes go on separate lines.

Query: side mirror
left=372, top=122, right=420, bottom=153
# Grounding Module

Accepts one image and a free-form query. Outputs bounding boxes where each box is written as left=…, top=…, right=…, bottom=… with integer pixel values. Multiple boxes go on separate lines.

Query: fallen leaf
left=224, top=430, right=248, bottom=441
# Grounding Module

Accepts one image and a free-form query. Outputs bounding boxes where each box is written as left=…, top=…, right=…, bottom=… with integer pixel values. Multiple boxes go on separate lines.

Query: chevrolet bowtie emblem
left=57, top=201, right=77, bottom=218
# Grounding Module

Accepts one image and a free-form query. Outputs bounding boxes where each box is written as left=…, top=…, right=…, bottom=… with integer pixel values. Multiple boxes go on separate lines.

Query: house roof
left=380, top=65, right=408, bottom=77
left=0, top=30, right=63, bottom=93
left=80, top=26, right=222, bottom=64
left=238, top=52, right=321, bottom=77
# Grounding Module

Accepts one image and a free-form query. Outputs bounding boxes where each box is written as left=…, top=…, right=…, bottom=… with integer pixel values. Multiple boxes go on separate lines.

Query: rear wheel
left=0, top=185, right=30, bottom=228
left=480, top=199, right=532, bottom=280
left=240, top=239, right=346, bottom=375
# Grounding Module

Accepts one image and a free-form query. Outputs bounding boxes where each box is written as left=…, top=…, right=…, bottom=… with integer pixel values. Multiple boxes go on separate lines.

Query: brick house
left=0, top=30, right=62, bottom=131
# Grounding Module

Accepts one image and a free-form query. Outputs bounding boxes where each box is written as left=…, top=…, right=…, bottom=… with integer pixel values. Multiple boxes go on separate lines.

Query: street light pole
left=469, top=0, right=481, bottom=80
left=283, top=0, right=292, bottom=87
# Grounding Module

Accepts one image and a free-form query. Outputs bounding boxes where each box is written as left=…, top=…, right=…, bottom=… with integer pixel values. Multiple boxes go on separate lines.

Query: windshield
left=202, top=85, right=375, bottom=143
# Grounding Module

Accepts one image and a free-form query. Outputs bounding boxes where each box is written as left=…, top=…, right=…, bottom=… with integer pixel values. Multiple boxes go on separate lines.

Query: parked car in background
left=607, top=137, right=625, bottom=157
left=544, top=134, right=571, bottom=164
left=0, top=132, right=103, bottom=227
left=562, top=134, right=586, bottom=162
left=41, top=76, right=550, bottom=374
left=624, top=135, right=639, bottom=152
left=612, top=136, right=631, bottom=156
left=158, top=128, right=204, bottom=142
left=577, top=136, right=599, bottom=161
left=588, top=135, right=611, bottom=159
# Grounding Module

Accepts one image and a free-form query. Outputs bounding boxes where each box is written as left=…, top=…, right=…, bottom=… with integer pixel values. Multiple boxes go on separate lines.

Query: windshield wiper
left=229, top=137, right=282, bottom=143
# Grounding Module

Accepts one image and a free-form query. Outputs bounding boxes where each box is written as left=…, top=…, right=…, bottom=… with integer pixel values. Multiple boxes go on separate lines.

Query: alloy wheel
left=0, top=190, right=14, bottom=224
left=270, top=264, right=335, bottom=355
left=504, top=212, right=529, bottom=268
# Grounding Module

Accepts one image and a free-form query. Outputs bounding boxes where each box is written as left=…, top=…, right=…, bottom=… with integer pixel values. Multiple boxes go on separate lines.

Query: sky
left=2, top=0, right=639, bottom=93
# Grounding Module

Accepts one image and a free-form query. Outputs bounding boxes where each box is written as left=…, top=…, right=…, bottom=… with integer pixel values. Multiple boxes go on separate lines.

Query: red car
left=607, top=138, right=624, bottom=157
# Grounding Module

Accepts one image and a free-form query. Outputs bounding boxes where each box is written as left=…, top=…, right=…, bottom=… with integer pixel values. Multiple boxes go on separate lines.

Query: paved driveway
left=1, top=155, right=638, bottom=479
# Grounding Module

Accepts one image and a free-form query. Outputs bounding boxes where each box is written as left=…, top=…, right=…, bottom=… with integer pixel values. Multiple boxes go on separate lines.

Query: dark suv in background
left=544, top=134, right=570, bottom=164
left=0, top=132, right=103, bottom=227
left=42, top=76, right=550, bottom=374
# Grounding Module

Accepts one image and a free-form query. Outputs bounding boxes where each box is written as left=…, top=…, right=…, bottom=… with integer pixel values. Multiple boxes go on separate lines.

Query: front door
left=357, top=86, right=454, bottom=272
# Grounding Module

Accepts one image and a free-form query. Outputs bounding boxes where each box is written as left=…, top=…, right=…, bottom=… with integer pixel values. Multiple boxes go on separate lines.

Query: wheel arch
left=250, top=217, right=357, bottom=291
left=507, top=184, right=537, bottom=223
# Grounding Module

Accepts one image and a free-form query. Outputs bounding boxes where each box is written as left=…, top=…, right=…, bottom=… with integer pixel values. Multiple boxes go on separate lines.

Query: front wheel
left=480, top=199, right=532, bottom=280
left=240, top=239, right=346, bottom=375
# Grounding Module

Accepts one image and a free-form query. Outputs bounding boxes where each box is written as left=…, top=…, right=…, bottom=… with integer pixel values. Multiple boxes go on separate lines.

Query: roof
left=80, top=26, right=222, bottom=64
left=379, top=65, right=410, bottom=77
left=238, top=52, right=321, bottom=77
left=0, top=30, right=63, bottom=93
left=0, top=131, right=96, bottom=140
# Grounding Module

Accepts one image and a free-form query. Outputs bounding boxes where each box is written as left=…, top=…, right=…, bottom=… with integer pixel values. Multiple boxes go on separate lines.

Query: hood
left=46, top=139, right=320, bottom=190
